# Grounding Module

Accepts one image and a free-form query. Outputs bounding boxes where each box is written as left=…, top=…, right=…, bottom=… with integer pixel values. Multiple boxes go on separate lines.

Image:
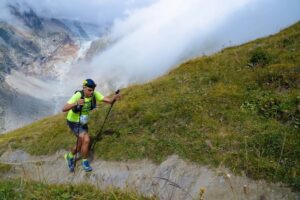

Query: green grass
left=0, top=22, right=299, bottom=191
left=0, top=163, right=11, bottom=175
left=0, top=179, right=156, bottom=200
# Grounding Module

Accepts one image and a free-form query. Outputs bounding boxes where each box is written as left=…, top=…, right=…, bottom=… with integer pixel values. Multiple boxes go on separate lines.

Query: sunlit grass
left=0, top=179, right=156, bottom=200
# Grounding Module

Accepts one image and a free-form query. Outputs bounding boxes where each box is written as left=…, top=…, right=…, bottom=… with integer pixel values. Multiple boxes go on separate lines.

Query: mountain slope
left=0, top=21, right=299, bottom=191
left=0, top=4, right=106, bottom=133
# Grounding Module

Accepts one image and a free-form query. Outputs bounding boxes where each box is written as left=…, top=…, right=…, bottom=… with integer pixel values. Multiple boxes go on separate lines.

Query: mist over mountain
left=0, top=3, right=108, bottom=133
left=69, top=0, right=300, bottom=89
left=0, top=0, right=300, bottom=133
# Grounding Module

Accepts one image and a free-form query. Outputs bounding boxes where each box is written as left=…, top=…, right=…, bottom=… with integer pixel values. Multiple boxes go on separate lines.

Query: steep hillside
left=0, top=21, right=299, bottom=193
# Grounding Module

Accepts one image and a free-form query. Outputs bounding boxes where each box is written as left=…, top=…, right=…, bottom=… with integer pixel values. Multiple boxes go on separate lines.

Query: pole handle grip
left=112, top=89, right=120, bottom=104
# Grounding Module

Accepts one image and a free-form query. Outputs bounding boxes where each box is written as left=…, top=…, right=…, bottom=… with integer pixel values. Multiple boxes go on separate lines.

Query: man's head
left=83, top=79, right=96, bottom=89
left=83, top=79, right=96, bottom=97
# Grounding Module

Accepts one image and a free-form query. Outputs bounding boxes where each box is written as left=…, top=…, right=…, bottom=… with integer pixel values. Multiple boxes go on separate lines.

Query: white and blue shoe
left=82, top=159, right=93, bottom=172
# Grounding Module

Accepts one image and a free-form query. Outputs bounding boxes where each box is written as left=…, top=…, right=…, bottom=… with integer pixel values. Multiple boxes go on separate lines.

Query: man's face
left=84, top=86, right=94, bottom=97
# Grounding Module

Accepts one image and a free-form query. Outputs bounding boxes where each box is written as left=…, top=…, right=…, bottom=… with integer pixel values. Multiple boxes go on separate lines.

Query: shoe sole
left=82, top=166, right=93, bottom=172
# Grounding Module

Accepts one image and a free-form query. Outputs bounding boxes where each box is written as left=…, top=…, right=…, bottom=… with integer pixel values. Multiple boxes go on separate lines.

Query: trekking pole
left=91, top=89, right=120, bottom=151
left=74, top=132, right=79, bottom=173
left=74, top=97, right=84, bottom=173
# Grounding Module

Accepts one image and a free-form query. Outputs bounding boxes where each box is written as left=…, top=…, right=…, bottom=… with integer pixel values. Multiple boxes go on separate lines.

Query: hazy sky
left=1, top=0, right=300, bottom=92
left=0, top=0, right=157, bottom=25
left=74, top=0, right=299, bottom=89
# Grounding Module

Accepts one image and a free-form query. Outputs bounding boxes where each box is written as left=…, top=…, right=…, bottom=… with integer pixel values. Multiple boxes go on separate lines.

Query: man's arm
left=62, top=99, right=85, bottom=112
left=62, top=103, right=76, bottom=112
left=102, top=94, right=121, bottom=104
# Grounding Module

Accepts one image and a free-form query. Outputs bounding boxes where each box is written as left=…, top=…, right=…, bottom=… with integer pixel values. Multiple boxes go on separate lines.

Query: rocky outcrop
left=84, top=36, right=112, bottom=61
left=0, top=21, right=75, bottom=78
left=0, top=101, right=5, bottom=133
left=0, top=80, right=9, bottom=133
left=0, top=20, right=70, bottom=133
left=0, top=150, right=298, bottom=200
left=0, top=4, right=103, bottom=80
left=9, top=5, right=43, bottom=32
left=0, top=4, right=104, bottom=133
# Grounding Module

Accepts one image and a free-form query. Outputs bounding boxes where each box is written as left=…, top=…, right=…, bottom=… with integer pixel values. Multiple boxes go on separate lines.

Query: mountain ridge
left=0, top=3, right=108, bottom=133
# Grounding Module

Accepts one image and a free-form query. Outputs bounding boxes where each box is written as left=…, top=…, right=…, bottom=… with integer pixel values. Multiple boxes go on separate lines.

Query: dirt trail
left=0, top=149, right=298, bottom=200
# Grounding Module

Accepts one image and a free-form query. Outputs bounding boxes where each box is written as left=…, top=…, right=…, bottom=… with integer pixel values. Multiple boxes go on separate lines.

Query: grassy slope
left=0, top=22, right=299, bottom=190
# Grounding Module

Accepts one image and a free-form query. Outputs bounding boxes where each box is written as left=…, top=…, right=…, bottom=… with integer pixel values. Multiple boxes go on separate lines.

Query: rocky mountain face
left=0, top=4, right=108, bottom=133
left=84, top=36, right=112, bottom=61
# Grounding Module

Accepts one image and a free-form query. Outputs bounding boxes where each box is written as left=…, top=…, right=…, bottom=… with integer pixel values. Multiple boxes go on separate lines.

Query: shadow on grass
left=89, top=129, right=118, bottom=160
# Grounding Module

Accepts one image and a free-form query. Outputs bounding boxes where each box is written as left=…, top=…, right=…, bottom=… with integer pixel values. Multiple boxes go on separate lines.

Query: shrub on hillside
left=281, top=38, right=294, bottom=48
left=249, top=48, right=271, bottom=67
left=257, top=66, right=300, bottom=90
left=241, top=94, right=300, bottom=129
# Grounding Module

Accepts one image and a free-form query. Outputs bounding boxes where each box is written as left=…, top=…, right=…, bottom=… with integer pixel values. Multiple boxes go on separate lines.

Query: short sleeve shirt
left=66, top=91, right=104, bottom=122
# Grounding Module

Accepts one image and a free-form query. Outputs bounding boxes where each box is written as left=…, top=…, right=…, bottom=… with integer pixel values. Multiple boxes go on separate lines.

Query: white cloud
left=82, top=0, right=253, bottom=88
left=81, top=0, right=299, bottom=91
left=1, top=0, right=300, bottom=93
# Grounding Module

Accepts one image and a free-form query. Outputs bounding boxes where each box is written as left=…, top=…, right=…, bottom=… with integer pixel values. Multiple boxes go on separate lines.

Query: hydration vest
left=71, top=90, right=96, bottom=113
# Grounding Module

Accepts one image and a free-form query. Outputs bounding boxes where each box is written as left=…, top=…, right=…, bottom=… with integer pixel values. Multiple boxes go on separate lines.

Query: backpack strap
left=72, top=90, right=84, bottom=113
left=91, top=95, right=96, bottom=110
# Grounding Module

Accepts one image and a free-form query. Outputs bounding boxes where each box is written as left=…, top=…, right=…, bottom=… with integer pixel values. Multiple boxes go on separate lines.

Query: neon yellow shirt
left=66, top=91, right=104, bottom=122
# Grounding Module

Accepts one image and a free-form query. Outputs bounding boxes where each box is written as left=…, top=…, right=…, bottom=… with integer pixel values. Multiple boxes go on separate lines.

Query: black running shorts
left=67, top=120, right=88, bottom=136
